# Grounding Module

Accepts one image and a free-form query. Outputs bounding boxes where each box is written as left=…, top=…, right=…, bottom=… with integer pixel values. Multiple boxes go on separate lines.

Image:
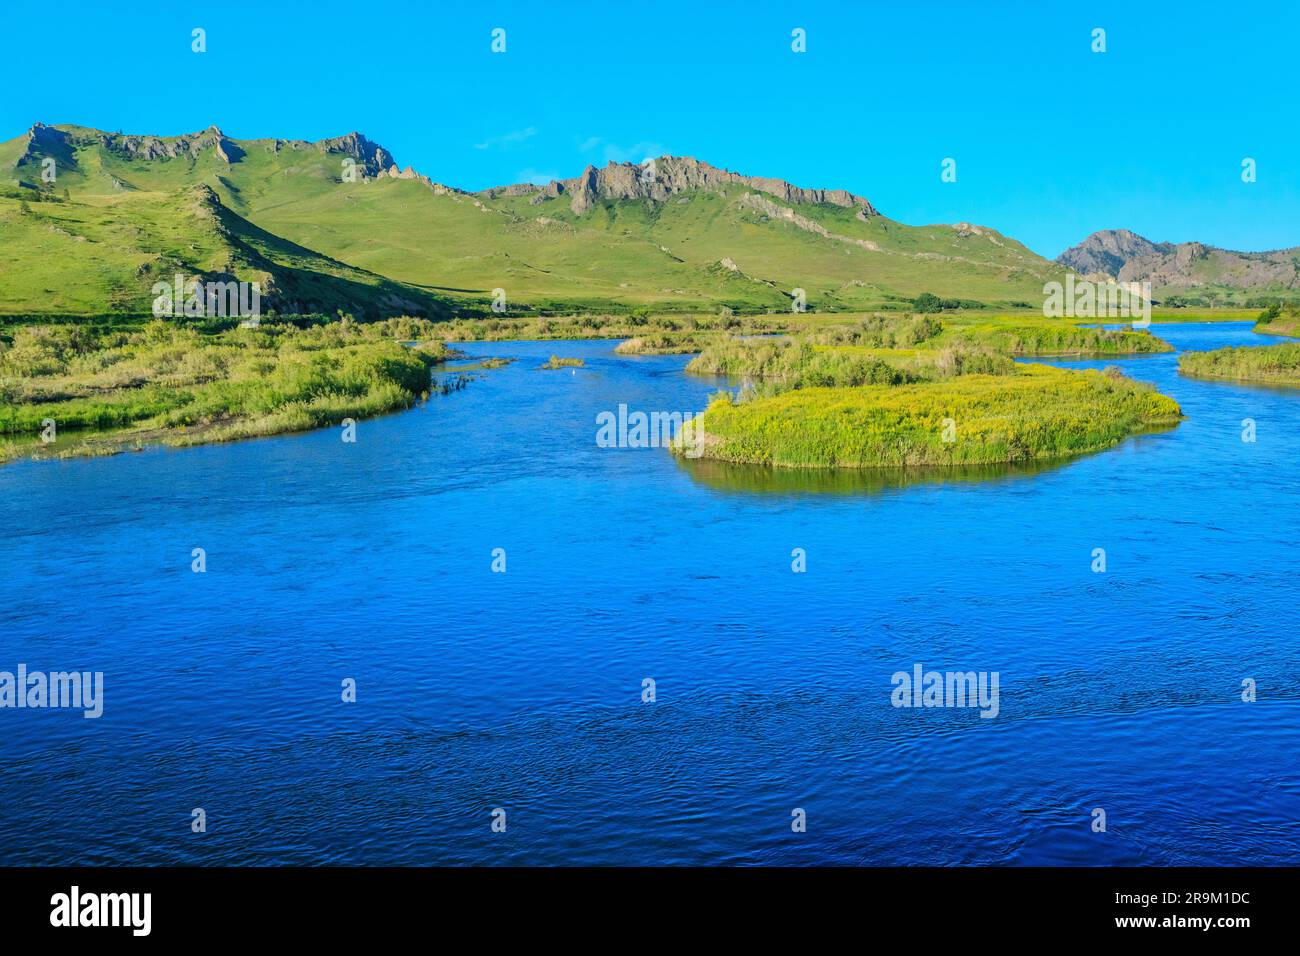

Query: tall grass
left=687, top=336, right=1016, bottom=395
left=938, top=323, right=1171, bottom=356
left=1253, top=302, right=1300, bottom=337
left=687, top=338, right=915, bottom=393
left=0, top=318, right=451, bottom=452
left=614, top=332, right=713, bottom=354
left=1179, top=342, right=1300, bottom=385
left=804, top=314, right=944, bottom=348
left=683, top=364, right=1182, bottom=468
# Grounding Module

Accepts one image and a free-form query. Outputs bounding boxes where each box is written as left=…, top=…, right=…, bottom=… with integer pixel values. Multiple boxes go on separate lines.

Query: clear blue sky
left=3, top=0, right=1295, bottom=257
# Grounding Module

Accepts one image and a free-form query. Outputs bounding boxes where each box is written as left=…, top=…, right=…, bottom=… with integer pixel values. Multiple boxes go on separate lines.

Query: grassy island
left=0, top=317, right=455, bottom=462
left=614, top=333, right=712, bottom=355
left=1179, top=341, right=1300, bottom=387
left=678, top=364, right=1181, bottom=469
left=1176, top=302, right=1300, bottom=387
left=673, top=323, right=1180, bottom=469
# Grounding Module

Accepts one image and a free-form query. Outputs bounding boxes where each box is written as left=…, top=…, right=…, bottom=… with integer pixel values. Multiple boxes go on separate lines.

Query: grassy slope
left=0, top=128, right=447, bottom=317
left=1254, top=305, right=1300, bottom=337
left=2, top=124, right=1074, bottom=316
left=0, top=188, right=447, bottom=318
left=481, top=187, right=1061, bottom=310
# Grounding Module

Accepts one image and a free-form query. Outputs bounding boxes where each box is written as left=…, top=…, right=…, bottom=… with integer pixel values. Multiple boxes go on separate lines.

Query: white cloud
left=474, top=127, right=538, bottom=151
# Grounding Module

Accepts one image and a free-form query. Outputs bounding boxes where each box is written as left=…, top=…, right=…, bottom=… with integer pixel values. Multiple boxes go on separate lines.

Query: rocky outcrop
left=314, top=131, right=395, bottom=177
left=15, top=123, right=76, bottom=171
left=738, top=192, right=881, bottom=251
left=18, top=122, right=66, bottom=154
left=95, top=124, right=240, bottom=163
left=308, top=133, right=460, bottom=192
left=1057, top=229, right=1172, bottom=279
left=66, top=123, right=460, bottom=192
left=372, top=163, right=460, bottom=194
left=1058, top=228, right=1300, bottom=291
left=488, top=156, right=879, bottom=217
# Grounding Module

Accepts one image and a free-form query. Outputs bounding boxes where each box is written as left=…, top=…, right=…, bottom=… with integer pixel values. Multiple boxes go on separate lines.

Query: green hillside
left=1, top=127, right=449, bottom=318
left=0, top=122, right=1072, bottom=318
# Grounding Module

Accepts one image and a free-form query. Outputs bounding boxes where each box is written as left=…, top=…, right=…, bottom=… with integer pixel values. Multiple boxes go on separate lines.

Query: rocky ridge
left=483, top=155, right=880, bottom=216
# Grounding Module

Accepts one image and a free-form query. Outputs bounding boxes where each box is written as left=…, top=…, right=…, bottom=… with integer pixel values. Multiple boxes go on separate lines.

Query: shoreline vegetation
left=1252, top=301, right=1300, bottom=338
left=677, top=365, right=1181, bottom=469
left=0, top=316, right=458, bottom=463
left=1180, top=341, right=1300, bottom=387
left=430, top=309, right=1184, bottom=348
left=0, top=308, right=1190, bottom=467
left=1175, top=302, right=1300, bottom=387
left=665, top=315, right=1181, bottom=470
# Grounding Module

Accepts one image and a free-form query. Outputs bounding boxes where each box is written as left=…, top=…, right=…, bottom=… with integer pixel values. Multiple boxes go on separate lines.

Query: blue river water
left=1, top=321, right=1298, bottom=865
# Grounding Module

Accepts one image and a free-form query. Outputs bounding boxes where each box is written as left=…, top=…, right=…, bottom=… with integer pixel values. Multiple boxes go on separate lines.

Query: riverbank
left=1179, top=340, right=1300, bottom=387
left=0, top=309, right=1184, bottom=464
left=0, top=317, right=458, bottom=463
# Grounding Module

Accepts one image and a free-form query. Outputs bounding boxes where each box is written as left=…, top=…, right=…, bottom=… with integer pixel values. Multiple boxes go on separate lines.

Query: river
left=1, top=321, right=1297, bottom=864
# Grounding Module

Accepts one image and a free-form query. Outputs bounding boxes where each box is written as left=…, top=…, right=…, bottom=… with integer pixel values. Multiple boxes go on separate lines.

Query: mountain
left=1057, top=229, right=1300, bottom=305
left=480, top=155, right=878, bottom=216
left=0, top=125, right=447, bottom=317
left=0, top=122, right=1072, bottom=317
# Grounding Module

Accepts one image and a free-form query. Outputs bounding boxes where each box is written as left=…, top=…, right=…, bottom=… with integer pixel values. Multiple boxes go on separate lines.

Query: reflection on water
left=676, top=453, right=1070, bottom=495
left=1180, top=370, right=1300, bottom=395
left=1, top=424, right=152, bottom=464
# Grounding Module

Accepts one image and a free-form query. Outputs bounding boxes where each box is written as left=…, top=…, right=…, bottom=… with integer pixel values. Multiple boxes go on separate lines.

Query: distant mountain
left=1058, top=229, right=1300, bottom=304
left=1, top=122, right=1071, bottom=317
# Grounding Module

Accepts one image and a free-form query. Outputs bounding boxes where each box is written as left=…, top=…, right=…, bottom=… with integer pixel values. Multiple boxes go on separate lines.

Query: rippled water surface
left=2, top=322, right=1298, bottom=865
